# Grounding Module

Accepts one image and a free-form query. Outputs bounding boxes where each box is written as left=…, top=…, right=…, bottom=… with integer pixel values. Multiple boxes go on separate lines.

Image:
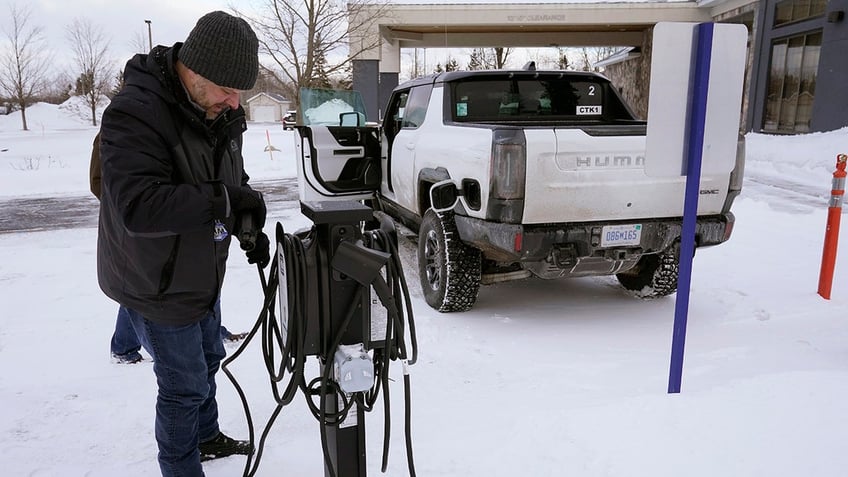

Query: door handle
left=405, top=142, right=415, bottom=150
left=333, top=147, right=364, bottom=156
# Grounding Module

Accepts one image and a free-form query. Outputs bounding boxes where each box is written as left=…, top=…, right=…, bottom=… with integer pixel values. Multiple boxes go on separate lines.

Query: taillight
left=491, top=131, right=526, bottom=200
left=722, top=212, right=735, bottom=242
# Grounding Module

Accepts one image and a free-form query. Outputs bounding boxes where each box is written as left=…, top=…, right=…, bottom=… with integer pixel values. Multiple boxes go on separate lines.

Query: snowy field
left=1, top=99, right=847, bottom=476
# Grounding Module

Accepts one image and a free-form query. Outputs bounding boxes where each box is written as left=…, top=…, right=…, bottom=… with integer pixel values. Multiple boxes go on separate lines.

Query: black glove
left=246, top=231, right=270, bottom=269
left=227, top=186, right=267, bottom=229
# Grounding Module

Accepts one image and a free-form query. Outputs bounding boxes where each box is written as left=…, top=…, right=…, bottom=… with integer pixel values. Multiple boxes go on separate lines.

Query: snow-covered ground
left=1, top=99, right=847, bottom=476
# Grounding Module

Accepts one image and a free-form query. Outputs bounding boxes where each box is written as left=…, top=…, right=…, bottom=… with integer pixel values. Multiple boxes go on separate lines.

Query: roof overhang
left=361, top=2, right=713, bottom=49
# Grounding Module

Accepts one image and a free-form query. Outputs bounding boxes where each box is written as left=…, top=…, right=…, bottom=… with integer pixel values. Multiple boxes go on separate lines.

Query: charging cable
left=221, top=217, right=418, bottom=477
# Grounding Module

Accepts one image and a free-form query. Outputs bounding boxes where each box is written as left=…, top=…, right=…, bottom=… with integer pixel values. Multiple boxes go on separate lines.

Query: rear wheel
left=418, top=210, right=481, bottom=312
left=616, top=244, right=680, bottom=298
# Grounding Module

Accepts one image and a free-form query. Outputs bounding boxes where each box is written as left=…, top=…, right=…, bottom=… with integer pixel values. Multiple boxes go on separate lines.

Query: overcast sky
left=16, top=0, right=677, bottom=82
left=27, top=0, right=233, bottom=71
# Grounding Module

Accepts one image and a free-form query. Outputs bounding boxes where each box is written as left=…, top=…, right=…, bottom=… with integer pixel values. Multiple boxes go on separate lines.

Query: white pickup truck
left=294, top=68, right=744, bottom=312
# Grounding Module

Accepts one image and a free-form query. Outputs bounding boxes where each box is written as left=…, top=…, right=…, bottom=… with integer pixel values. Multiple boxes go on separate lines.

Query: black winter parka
left=97, top=43, right=252, bottom=325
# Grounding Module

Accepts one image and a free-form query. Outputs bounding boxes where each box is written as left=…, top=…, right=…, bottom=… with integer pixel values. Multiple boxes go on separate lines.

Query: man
left=97, top=11, right=269, bottom=476
left=90, top=133, right=247, bottom=365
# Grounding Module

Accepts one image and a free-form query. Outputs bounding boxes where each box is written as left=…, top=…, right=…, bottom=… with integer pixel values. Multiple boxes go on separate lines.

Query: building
left=350, top=0, right=847, bottom=134
left=245, top=92, right=290, bottom=123
left=749, top=0, right=846, bottom=134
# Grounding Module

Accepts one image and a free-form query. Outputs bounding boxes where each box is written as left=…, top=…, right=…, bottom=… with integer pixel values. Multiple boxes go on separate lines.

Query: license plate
left=601, top=224, right=642, bottom=247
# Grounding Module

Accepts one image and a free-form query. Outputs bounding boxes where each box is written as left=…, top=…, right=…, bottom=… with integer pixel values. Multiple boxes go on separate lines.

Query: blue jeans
left=126, top=303, right=225, bottom=477
left=112, top=302, right=233, bottom=358
left=111, top=305, right=142, bottom=358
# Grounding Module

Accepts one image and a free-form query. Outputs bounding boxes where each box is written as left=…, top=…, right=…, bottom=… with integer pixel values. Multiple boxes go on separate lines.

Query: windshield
left=299, top=88, right=367, bottom=126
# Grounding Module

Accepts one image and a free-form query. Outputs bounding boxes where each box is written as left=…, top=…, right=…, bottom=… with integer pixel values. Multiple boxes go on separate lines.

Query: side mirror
left=340, top=111, right=365, bottom=127
left=429, top=179, right=459, bottom=213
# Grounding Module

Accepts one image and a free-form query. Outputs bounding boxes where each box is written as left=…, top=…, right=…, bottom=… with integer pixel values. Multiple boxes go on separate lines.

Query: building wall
left=713, top=5, right=758, bottom=132
left=750, top=0, right=848, bottom=133
left=810, top=0, right=848, bottom=132
left=602, top=32, right=653, bottom=119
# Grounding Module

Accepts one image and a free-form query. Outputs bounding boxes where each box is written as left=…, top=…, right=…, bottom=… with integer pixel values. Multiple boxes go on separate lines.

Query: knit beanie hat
left=179, top=11, right=258, bottom=90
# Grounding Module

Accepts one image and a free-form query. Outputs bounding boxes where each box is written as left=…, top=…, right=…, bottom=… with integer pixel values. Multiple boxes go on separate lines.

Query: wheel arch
left=417, top=167, right=451, bottom=215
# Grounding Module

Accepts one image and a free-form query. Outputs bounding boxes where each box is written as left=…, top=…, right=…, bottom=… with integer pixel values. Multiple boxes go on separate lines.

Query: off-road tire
left=418, top=210, right=482, bottom=312
left=616, top=244, right=680, bottom=298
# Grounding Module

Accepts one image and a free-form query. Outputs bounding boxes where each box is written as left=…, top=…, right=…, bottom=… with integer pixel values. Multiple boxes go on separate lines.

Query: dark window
left=383, top=90, right=411, bottom=145
left=385, top=91, right=409, bottom=136
left=391, top=92, right=409, bottom=123
left=763, top=31, right=821, bottom=133
left=449, top=75, right=635, bottom=123
left=774, top=0, right=827, bottom=27
left=401, top=85, right=432, bottom=129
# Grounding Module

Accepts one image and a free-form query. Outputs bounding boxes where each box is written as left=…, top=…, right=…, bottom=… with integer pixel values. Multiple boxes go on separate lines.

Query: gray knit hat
left=179, top=11, right=258, bottom=90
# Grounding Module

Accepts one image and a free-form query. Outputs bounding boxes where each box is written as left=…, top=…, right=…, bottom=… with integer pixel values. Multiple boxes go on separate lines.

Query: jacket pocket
left=157, top=236, right=181, bottom=294
left=162, top=229, right=218, bottom=295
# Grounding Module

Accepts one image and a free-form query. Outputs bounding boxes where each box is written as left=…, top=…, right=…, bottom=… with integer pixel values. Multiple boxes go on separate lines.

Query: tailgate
left=521, top=128, right=730, bottom=224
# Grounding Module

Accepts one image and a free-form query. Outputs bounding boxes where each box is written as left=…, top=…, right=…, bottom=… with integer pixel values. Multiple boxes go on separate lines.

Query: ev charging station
left=223, top=200, right=418, bottom=477
left=644, top=22, right=748, bottom=393
left=304, top=200, right=375, bottom=476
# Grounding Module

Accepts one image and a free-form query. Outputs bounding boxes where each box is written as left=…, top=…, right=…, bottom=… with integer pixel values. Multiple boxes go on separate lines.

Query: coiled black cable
left=221, top=219, right=418, bottom=477
left=221, top=223, right=312, bottom=477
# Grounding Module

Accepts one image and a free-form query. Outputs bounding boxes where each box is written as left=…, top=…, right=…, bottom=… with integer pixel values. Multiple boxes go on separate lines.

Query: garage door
left=252, top=105, right=277, bottom=122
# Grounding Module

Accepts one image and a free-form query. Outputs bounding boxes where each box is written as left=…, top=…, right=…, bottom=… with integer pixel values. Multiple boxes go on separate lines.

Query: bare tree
left=235, top=0, right=389, bottom=106
left=404, top=48, right=427, bottom=79
left=578, top=47, right=619, bottom=72
left=129, top=31, right=149, bottom=55
left=556, top=47, right=570, bottom=70
left=491, top=47, right=511, bottom=69
left=66, top=18, right=114, bottom=126
left=0, top=3, right=52, bottom=131
left=467, top=47, right=512, bottom=70
left=43, top=72, right=73, bottom=104
left=528, top=47, right=573, bottom=70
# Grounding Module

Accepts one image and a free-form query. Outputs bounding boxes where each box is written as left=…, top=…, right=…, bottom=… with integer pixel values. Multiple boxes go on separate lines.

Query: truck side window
left=385, top=91, right=409, bottom=142
left=392, top=92, right=409, bottom=123
left=401, top=85, right=432, bottom=129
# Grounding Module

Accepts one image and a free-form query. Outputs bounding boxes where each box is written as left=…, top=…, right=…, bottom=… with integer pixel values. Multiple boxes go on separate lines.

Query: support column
left=379, top=73, right=399, bottom=121
left=353, top=59, right=379, bottom=122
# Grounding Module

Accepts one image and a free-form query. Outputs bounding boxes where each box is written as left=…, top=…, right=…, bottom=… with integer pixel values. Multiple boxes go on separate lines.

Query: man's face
left=186, top=73, right=242, bottom=120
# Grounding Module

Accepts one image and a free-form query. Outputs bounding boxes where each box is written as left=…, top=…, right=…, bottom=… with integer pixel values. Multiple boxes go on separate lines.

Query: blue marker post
left=668, top=22, right=713, bottom=394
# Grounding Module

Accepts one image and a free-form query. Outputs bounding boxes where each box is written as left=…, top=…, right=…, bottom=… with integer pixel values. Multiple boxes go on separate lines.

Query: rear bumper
left=453, top=212, right=735, bottom=263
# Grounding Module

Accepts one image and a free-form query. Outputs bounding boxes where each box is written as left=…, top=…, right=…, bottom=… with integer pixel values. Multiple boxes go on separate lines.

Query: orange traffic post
left=817, top=153, right=847, bottom=299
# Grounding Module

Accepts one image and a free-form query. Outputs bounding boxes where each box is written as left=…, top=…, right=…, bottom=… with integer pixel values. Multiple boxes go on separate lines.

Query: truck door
left=294, top=88, right=380, bottom=202
left=382, top=83, right=433, bottom=210
left=295, top=124, right=380, bottom=202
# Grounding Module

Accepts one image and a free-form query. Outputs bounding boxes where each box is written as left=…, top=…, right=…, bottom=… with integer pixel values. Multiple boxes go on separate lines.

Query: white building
left=245, top=92, right=290, bottom=123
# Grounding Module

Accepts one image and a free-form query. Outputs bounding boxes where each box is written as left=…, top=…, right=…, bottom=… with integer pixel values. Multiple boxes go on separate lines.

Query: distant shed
left=245, top=92, right=290, bottom=122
